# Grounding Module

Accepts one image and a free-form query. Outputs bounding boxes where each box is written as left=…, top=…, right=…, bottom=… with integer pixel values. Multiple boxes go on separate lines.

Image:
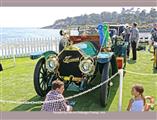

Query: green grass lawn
left=0, top=50, right=157, bottom=112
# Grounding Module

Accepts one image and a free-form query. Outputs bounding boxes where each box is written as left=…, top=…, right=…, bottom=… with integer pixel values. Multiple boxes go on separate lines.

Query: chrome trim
left=46, top=55, right=59, bottom=72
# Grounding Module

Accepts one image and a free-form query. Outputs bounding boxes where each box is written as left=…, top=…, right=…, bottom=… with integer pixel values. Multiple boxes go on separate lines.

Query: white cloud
left=0, top=7, right=154, bottom=27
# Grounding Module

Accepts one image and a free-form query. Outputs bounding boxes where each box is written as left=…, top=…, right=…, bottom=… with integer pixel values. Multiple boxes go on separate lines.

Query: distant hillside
left=42, top=8, right=157, bottom=29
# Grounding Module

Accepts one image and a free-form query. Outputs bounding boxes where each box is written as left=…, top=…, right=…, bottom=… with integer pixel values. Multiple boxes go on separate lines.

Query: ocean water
left=0, top=27, right=151, bottom=42
left=0, top=28, right=78, bottom=42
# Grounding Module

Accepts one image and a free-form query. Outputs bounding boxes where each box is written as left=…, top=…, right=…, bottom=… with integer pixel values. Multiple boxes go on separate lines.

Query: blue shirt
left=130, top=99, right=144, bottom=112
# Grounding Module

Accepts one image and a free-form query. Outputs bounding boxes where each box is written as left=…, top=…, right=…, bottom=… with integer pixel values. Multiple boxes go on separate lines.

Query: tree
left=50, top=7, right=157, bottom=29
left=139, top=9, right=146, bottom=23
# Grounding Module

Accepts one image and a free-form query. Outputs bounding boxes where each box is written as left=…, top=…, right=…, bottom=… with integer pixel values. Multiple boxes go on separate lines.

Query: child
left=127, top=84, right=146, bottom=112
left=41, top=80, right=72, bottom=112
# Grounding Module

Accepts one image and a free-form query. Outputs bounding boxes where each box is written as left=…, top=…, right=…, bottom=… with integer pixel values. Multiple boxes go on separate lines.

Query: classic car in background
left=30, top=24, right=127, bottom=107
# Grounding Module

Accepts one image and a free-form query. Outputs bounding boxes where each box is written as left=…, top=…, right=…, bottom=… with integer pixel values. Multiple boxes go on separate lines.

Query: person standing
left=150, top=23, right=157, bottom=56
left=122, top=24, right=131, bottom=58
left=41, top=79, right=72, bottom=112
left=150, top=23, right=157, bottom=43
left=130, top=22, right=139, bottom=60
left=149, top=23, right=157, bottom=49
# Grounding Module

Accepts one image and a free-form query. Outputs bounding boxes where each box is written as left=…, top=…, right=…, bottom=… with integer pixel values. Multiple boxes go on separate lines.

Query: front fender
left=97, top=52, right=114, bottom=64
left=30, top=51, right=58, bottom=60
left=97, top=52, right=118, bottom=75
left=43, top=51, right=58, bottom=60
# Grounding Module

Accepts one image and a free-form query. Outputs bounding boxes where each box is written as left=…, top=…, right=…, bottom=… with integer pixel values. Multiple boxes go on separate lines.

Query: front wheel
left=100, top=62, right=112, bottom=107
left=34, top=58, right=54, bottom=97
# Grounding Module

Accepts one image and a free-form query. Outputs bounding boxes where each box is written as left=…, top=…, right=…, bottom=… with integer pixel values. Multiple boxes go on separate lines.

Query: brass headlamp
left=46, top=55, right=58, bottom=72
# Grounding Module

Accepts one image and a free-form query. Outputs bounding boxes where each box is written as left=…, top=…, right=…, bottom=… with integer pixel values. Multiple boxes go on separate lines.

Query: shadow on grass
left=153, top=67, right=157, bottom=74
left=127, top=59, right=136, bottom=64
left=11, top=96, right=44, bottom=111
left=11, top=74, right=120, bottom=112
left=3, top=66, right=16, bottom=70
left=64, top=74, right=120, bottom=111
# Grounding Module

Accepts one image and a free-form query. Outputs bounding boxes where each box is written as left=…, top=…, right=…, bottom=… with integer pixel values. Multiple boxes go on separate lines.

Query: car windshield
left=74, top=41, right=98, bottom=56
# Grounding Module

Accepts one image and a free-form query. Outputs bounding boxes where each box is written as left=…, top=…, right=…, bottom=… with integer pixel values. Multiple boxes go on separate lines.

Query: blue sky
left=0, top=7, right=155, bottom=27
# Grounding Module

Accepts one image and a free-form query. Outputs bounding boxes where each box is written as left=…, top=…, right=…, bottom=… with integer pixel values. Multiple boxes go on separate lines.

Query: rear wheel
left=34, top=58, right=55, bottom=97
left=123, top=54, right=127, bottom=69
left=100, top=62, right=112, bottom=107
left=110, top=55, right=118, bottom=75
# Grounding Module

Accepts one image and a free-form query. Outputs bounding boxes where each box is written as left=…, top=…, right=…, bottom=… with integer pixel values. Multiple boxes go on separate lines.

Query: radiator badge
left=63, top=56, right=80, bottom=63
